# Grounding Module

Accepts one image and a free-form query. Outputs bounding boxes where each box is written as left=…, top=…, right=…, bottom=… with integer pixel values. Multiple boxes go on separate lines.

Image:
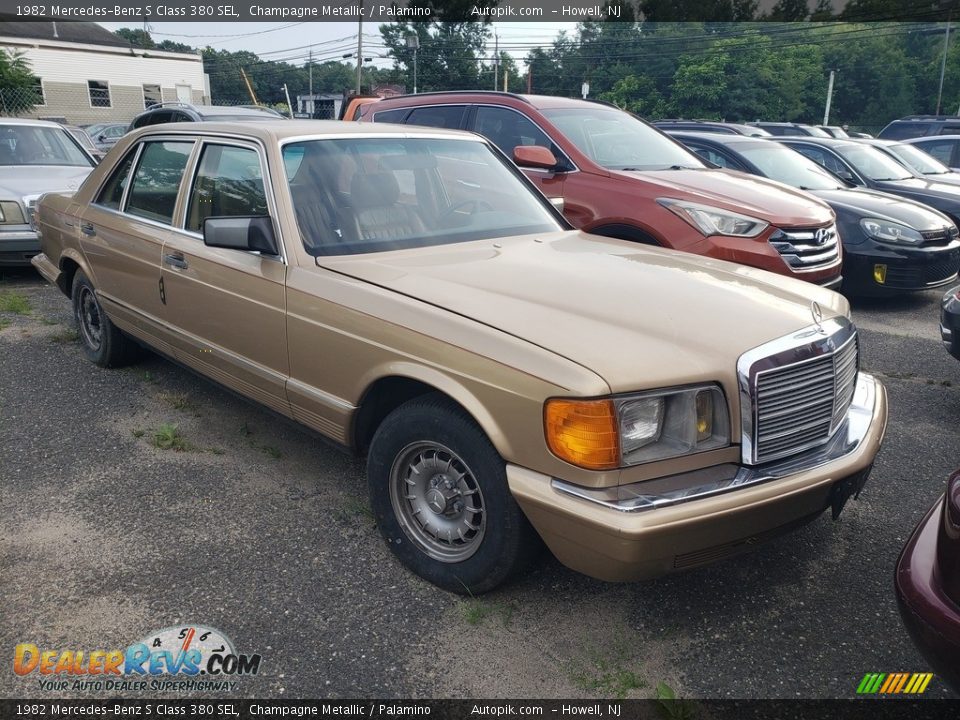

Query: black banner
left=2, top=699, right=960, bottom=720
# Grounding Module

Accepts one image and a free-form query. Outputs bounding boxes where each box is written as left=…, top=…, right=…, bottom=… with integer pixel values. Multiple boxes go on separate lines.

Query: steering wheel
left=440, top=199, right=495, bottom=219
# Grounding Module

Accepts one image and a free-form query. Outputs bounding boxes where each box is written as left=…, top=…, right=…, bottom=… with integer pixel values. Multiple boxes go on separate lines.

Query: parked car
left=879, top=115, right=960, bottom=140
left=32, top=120, right=887, bottom=593
left=817, top=125, right=850, bottom=138
left=896, top=468, right=960, bottom=694
left=86, top=123, right=128, bottom=154
left=852, top=137, right=960, bottom=187
left=780, top=136, right=960, bottom=226
left=669, top=131, right=960, bottom=296
left=0, top=118, right=95, bottom=266
left=653, top=120, right=771, bottom=136
left=747, top=122, right=832, bottom=137
left=339, top=94, right=380, bottom=121
left=942, top=285, right=960, bottom=361
left=900, top=135, right=960, bottom=172
left=360, top=92, right=842, bottom=288
left=129, top=102, right=282, bottom=131
left=63, top=125, right=104, bottom=163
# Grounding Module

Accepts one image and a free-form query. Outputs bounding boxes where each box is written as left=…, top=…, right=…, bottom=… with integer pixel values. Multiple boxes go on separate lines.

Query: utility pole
left=406, top=34, right=419, bottom=94
left=937, top=18, right=952, bottom=115
left=494, top=32, right=499, bottom=91
left=283, top=84, right=294, bottom=118
left=308, top=48, right=313, bottom=98
left=823, top=69, right=835, bottom=125
left=356, top=2, right=363, bottom=94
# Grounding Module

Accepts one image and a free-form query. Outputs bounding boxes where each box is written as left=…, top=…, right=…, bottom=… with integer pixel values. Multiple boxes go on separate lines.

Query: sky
left=98, top=21, right=578, bottom=70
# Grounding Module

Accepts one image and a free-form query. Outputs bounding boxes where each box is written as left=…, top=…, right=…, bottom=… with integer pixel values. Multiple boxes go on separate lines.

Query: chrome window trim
left=552, top=372, right=879, bottom=513
left=736, top=316, right=857, bottom=466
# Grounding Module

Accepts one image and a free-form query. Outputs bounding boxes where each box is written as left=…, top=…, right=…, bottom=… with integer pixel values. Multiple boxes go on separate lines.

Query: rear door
left=159, top=138, right=290, bottom=415
left=78, top=138, right=194, bottom=341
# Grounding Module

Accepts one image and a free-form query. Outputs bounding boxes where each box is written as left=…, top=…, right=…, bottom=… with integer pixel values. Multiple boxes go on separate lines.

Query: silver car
left=0, top=119, right=95, bottom=266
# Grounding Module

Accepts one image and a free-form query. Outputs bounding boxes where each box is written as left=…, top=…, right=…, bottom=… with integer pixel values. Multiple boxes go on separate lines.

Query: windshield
left=737, top=143, right=842, bottom=190
left=284, top=137, right=562, bottom=256
left=542, top=107, right=705, bottom=171
left=835, top=144, right=914, bottom=181
left=0, top=125, right=93, bottom=167
left=804, top=126, right=832, bottom=137
left=889, top=143, right=952, bottom=175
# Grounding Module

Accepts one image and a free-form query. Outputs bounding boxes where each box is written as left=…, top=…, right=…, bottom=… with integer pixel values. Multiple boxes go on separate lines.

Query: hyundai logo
left=814, top=228, right=830, bottom=245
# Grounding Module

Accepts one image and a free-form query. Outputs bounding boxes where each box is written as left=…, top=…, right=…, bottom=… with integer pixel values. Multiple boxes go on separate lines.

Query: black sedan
left=778, top=136, right=960, bottom=227
left=943, top=286, right=960, bottom=360
left=669, top=131, right=960, bottom=296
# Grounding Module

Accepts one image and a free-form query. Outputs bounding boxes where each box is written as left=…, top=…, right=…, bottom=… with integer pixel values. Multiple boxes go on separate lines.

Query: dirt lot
left=1, top=267, right=958, bottom=700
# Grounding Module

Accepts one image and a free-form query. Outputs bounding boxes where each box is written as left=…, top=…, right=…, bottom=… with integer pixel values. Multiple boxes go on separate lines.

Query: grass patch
left=157, top=391, right=194, bottom=411
left=654, top=682, right=698, bottom=720
left=139, top=370, right=159, bottom=384
left=150, top=423, right=192, bottom=452
left=0, top=318, right=10, bottom=331
left=567, top=645, right=647, bottom=700
left=0, top=290, right=30, bottom=315
left=339, top=495, right=374, bottom=521
left=51, top=328, right=79, bottom=344
left=131, top=429, right=145, bottom=438
left=39, top=316, right=59, bottom=326
left=458, top=598, right=517, bottom=628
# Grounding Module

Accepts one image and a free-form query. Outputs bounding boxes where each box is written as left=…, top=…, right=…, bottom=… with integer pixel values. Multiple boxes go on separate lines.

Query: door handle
left=81, top=223, right=96, bottom=236
left=163, top=253, right=189, bottom=270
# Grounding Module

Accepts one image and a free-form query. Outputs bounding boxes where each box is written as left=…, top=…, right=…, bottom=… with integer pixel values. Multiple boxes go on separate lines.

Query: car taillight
left=937, top=469, right=960, bottom=605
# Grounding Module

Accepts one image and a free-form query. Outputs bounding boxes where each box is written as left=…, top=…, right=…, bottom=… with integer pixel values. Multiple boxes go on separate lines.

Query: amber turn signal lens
left=544, top=399, right=620, bottom=470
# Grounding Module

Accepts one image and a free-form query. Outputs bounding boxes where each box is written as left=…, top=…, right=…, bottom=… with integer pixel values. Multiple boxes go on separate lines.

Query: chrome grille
left=769, top=224, right=841, bottom=271
left=738, top=318, right=859, bottom=466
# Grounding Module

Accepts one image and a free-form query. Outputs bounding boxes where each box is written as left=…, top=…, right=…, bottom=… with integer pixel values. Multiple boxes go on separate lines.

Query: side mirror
left=513, top=145, right=558, bottom=170
left=96, top=133, right=106, bottom=142
left=203, top=216, right=279, bottom=255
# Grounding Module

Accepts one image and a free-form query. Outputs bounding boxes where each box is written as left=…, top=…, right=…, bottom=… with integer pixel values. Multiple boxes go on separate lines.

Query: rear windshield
left=879, top=122, right=926, bottom=140
left=0, top=125, right=93, bottom=167
left=283, top=137, right=562, bottom=256
left=542, top=106, right=705, bottom=171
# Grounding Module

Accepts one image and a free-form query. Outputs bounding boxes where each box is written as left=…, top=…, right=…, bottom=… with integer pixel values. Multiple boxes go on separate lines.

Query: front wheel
left=367, top=394, right=540, bottom=594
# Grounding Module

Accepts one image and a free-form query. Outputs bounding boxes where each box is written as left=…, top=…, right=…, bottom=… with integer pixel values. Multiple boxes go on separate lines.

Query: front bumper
left=509, top=373, right=887, bottom=582
left=0, top=230, right=40, bottom=267
left=895, top=497, right=960, bottom=694
left=843, top=242, right=960, bottom=295
left=942, top=286, right=960, bottom=361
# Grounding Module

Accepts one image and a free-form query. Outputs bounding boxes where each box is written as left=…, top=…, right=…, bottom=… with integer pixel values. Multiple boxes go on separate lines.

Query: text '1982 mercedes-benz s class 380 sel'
left=32, top=121, right=888, bottom=593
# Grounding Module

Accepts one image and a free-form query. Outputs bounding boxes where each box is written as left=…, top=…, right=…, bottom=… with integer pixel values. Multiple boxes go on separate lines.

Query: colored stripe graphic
left=857, top=672, right=933, bottom=694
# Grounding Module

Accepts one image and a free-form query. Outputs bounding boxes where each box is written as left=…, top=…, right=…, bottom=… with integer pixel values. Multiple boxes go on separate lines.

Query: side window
left=915, top=140, right=954, bottom=166
left=125, top=141, right=194, bottom=225
left=405, top=106, right=466, bottom=130
left=372, top=108, right=411, bottom=124
left=87, top=80, right=111, bottom=108
left=939, top=125, right=960, bottom=135
left=186, top=144, right=268, bottom=232
left=688, top=145, right=742, bottom=169
left=95, top=148, right=137, bottom=210
left=792, top=145, right=829, bottom=167
left=474, top=106, right=564, bottom=163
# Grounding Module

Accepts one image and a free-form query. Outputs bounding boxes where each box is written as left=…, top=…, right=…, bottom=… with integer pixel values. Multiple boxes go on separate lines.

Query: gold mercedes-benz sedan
left=32, top=121, right=887, bottom=593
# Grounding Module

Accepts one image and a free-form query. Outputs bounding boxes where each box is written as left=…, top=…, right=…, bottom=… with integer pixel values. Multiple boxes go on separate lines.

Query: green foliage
left=0, top=48, right=37, bottom=109
left=0, top=290, right=30, bottom=314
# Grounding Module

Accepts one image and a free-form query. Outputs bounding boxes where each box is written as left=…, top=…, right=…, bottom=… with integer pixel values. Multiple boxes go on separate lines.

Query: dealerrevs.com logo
left=13, top=625, right=262, bottom=693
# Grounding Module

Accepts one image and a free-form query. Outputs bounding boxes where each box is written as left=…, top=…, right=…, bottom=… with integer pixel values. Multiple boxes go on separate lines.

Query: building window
left=87, top=80, right=111, bottom=108
left=143, top=84, right=162, bottom=110
left=32, top=77, right=45, bottom=106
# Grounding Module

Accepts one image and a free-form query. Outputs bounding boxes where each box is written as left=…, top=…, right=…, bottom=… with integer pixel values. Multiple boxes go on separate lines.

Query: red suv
left=359, top=92, right=842, bottom=287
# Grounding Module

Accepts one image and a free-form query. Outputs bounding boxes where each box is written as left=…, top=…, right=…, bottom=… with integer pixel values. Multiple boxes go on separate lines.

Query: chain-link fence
left=0, top=85, right=341, bottom=127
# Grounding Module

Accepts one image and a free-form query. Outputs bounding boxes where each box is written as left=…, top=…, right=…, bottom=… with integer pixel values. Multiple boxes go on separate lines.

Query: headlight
left=544, top=385, right=730, bottom=470
left=859, top=218, right=923, bottom=244
left=657, top=198, right=769, bottom=238
left=0, top=200, right=25, bottom=225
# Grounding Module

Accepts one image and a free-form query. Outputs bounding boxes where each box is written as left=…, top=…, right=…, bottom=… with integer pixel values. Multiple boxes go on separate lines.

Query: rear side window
left=406, top=106, right=466, bottom=130
left=126, top=141, right=194, bottom=225
left=938, top=125, right=960, bottom=135
left=95, top=148, right=137, bottom=209
left=186, top=144, right=267, bottom=232
left=879, top=122, right=925, bottom=140
left=372, top=108, right=411, bottom=124
left=913, top=139, right=955, bottom=165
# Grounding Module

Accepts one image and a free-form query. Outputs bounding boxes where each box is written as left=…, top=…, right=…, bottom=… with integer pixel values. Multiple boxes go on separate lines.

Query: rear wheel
left=367, top=394, right=540, bottom=594
left=72, top=270, right=138, bottom=368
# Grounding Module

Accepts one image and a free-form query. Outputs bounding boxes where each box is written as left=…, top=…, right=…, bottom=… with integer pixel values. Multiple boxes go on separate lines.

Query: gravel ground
left=1, top=267, right=958, bottom=701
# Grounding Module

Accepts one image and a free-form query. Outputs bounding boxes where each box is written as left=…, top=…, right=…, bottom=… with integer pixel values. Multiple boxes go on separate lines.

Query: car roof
left=901, top=134, right=960, bottom=142
left=368, top=90, right=613, bottom=113
left=129, top=119, right=484, bottom=143
left=667, top=130, right=771, bottom=149
left=0, top=118, right=67, bottom=129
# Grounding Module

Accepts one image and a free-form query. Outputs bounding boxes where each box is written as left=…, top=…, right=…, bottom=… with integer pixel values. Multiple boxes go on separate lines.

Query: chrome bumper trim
left=552, top=372, right=880, bottom=513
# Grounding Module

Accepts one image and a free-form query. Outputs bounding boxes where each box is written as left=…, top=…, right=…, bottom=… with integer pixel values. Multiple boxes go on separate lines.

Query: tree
left=114, top=28, right=156, bottom=48
left=0, top=49, right=38, bottom=114
left=765, top=0, right=810, bottom=21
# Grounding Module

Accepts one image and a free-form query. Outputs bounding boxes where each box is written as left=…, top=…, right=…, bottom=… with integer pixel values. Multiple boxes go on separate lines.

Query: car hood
left=875, top=176, right=960, bottom=199
left=0, top=165, right=93, bottom=200
left=810, top=188, right=955, bottom=230
left=322, top=231, right=847, bottom=393
left=611, top=168, right=835, bottom=228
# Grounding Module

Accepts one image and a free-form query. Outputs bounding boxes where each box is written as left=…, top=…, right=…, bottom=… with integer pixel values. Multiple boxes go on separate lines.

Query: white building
left=0, top=20, right=207, bottom=125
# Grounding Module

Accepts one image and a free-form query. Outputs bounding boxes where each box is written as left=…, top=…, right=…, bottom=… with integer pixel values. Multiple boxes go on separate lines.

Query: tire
left=72, top=270, right=138, bottom=368
left=367, top=394, right=540, bottom=594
